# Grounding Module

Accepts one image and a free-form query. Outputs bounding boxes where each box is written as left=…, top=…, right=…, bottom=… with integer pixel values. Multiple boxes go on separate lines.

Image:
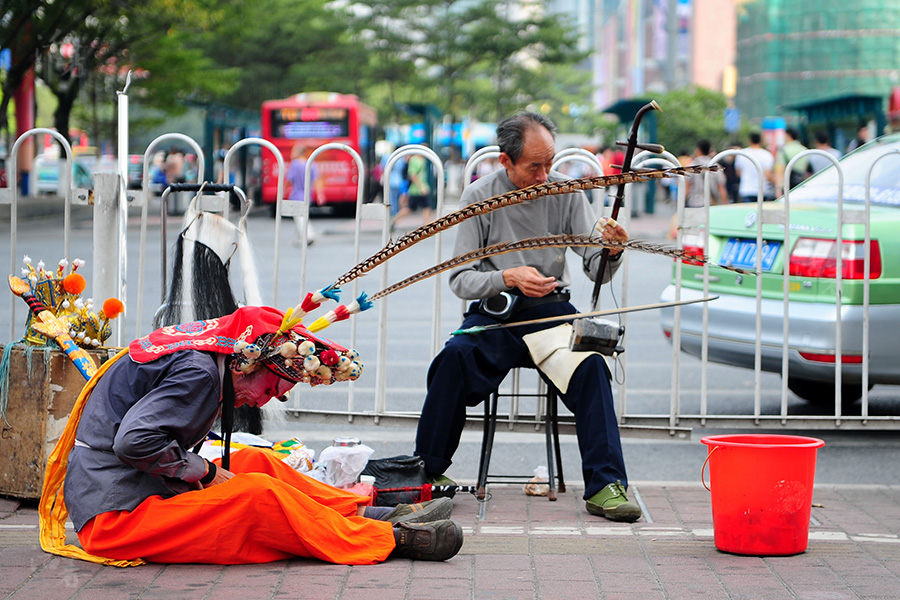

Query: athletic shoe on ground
left=386, top=497, right=454, bottom=525
left=391, top=520, right=464, bottom=561
left=585, top=480, right=642, bottom=522
left=425, top=473, right=458, bottom=498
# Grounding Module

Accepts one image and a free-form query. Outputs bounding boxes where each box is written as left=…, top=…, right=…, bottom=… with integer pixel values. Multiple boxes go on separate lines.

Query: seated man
left=414, top=112, right=641, bottom=522
left=41, top=306, right=462, bottom=566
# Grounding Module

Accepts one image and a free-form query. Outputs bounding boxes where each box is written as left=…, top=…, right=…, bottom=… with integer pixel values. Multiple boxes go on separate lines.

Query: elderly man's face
left=232, top=367, right=296, bottom=408
left=499, top=125, right=556, bottom=189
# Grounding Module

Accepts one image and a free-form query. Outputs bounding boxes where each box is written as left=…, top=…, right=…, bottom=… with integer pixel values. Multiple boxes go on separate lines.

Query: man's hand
left=502, top=266, right=557, bottom=297
left=201, top=463, right=235, bottom=488
left=596, top=217, right=629, bottom=255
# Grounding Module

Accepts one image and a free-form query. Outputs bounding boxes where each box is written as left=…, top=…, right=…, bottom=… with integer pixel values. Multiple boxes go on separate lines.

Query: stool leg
left=545, top=402, right=558, bottom=501
left=476, top=393, right=498, bottom=501
left=550, top=389, right=566, bottom=493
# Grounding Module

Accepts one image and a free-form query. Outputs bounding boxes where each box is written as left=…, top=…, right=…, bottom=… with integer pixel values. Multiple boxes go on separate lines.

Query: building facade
left=735, top=0, right=900, bottom=142
left=547, top=0, right=737, bottom=110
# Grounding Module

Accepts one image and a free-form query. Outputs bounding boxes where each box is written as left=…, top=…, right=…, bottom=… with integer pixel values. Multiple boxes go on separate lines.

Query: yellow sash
left=38, top=348, right=146, bottom=567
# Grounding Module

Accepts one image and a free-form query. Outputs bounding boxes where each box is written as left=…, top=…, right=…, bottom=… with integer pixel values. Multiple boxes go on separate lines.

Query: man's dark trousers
left=414, top=300, right=628, bottom=500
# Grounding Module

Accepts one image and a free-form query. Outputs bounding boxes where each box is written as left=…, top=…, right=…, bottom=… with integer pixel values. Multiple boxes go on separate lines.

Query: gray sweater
left=449, top=168, right=620, bottom=300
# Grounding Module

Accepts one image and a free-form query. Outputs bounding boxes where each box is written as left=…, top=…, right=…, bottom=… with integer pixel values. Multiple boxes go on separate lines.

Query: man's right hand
left=202, top=463, right=235, bottom=488
left=502, top=266, right=557, bottom=297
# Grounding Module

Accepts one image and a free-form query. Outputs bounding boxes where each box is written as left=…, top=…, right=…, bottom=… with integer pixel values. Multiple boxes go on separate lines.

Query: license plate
left=720, top=238, right=781, bottom=271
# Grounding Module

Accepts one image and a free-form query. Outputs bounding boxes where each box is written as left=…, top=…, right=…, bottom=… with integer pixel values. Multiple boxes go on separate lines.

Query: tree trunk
left=53, top=81, right=81, bottom=144
left=91, top=76, right=99, bottom=147
left=2, top=55, right=36, bottom=141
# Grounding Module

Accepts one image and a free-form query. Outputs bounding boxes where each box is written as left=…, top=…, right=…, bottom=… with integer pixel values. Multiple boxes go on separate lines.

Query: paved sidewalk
left=2, top=482, right=898, bottom=599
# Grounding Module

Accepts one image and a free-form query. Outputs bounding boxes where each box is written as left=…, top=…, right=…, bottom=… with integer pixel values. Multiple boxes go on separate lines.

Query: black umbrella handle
left=590, top=100, right=661, bottom=309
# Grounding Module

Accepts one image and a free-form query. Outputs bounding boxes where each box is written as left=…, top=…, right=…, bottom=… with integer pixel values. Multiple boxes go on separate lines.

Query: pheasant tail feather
left=331, top=164, right=721, bottom=288
left=370, top=233, right=752, bottom=302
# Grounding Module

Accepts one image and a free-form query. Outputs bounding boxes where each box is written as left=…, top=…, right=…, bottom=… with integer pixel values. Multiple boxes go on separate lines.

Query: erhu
left=575, top=100, right=664, bottom=354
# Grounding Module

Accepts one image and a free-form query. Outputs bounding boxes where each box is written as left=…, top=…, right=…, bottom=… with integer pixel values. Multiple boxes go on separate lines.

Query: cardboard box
left=0, top=344, right=113, bottom=499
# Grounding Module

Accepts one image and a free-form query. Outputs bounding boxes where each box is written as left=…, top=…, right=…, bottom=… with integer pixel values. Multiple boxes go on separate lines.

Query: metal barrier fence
left=645, top=147, right=900, bottom=431
left=136, top=133, right=205, bottom=337
left=4, top=129, right=78, bottom=341
left=3, top=130, right=898, bottom=435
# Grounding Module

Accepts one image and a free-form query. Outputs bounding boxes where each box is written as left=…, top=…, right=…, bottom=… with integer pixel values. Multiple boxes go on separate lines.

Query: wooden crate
left=0, top=344, right=114, bottom=499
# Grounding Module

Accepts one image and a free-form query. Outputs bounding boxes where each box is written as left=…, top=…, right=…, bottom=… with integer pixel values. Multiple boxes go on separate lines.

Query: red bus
left=260, top=92, right=378, bottom=213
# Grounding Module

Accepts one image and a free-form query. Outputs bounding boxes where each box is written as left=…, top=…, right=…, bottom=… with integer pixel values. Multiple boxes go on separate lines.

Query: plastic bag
left=316, top=444, right=375, bottom=488
left=524, top=465, right=549, bottom=496
left=306, top=465, right=327, bottom=483
left=282, top=443, right=316, bottom=473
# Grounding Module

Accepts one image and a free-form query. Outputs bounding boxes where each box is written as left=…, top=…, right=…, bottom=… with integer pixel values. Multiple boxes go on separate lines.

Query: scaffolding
left=735, top=0, right=900, bottom=131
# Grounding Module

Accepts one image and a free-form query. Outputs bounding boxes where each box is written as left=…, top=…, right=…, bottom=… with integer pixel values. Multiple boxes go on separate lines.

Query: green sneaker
left=426, top=474, right=457, bottom=487
left=426, top=474, right=458, bottom=498
left=585, top=481, right=642, bottom=522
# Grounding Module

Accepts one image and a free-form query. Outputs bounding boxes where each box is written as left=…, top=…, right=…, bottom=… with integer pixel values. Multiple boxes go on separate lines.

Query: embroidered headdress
left=130, top=305, right=362, bottom=386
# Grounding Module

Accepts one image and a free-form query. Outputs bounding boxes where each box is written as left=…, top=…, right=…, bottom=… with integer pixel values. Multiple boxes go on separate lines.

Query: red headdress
left=129, top=306, right=362, bottom=385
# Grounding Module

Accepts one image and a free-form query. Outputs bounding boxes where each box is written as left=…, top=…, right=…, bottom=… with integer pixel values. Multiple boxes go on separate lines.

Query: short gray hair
left=496, top=112, right=557, bottom=163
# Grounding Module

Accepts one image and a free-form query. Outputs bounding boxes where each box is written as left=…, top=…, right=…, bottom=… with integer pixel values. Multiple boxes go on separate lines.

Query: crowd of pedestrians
left=657, top=126, right=860, bottom=207
left=503, top=125, right=861, bottom=212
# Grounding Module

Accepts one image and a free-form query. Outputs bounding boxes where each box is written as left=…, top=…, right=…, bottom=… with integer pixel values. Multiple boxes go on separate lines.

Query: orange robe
left=77, top=447, right=395, bottom=565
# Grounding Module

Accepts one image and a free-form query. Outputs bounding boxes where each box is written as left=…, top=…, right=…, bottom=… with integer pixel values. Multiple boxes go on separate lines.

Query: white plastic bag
left=316, top=444, right=375, bottom=488
left=524, top=465, right=550, bottom=496
left=282, top=443, right=316, bottom=473
left=306, top=465, right=327, bottom=483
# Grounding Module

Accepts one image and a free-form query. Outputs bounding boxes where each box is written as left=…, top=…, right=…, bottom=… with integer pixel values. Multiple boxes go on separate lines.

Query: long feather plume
left=328, top=164, right=719, bottom=289
left=369, top=234, right=753, bottom=302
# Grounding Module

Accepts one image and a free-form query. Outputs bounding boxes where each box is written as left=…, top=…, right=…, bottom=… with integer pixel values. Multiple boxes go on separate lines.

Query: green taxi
left=660, top=134, right=900, bottom=404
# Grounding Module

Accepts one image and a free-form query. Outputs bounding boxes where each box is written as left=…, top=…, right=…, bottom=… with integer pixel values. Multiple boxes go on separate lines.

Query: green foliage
left=654, top=87, right=735, bottom=154
left=517, top=62, right=607, bottom=137
left=349, top=0, right=589, bottom=127
left=190, top=0, right=366, bottom=109
left=24, top=0, right=236, bottom=143
left=0, top=0, right=97, bottom=137
left=13, top=0, right=601, bottom=149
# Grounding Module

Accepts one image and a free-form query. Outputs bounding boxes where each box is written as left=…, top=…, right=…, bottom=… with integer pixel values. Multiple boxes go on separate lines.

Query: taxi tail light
left=680, top=232, right=705, bottom=266
left=799, top=351, right=863, bottom=364
left=788, top=238, right=881, bottom=280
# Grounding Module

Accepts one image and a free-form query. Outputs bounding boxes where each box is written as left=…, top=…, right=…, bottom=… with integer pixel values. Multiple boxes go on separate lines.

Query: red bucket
left=701, top=434, right=825, bottom=556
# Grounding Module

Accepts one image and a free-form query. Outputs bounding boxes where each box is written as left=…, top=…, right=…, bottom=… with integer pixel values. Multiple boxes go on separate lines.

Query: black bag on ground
left=360, top=455, right=427, bottom=506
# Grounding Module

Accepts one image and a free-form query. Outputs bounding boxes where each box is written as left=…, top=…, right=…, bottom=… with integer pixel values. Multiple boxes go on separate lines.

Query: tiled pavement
left=2, top=483, right=898, bottom=599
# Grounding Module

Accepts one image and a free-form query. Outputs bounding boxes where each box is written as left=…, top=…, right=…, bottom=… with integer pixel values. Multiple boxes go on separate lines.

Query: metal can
left=332, top=437, right=361, bottom=447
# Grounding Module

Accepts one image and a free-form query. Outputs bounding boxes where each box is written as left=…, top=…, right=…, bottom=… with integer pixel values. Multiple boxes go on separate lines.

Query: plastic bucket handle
left=701, top=445, right=719, bottom=492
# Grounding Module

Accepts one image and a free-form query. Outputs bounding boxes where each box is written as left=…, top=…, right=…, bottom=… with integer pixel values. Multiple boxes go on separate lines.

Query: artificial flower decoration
left=17, top=256, right=124, bottom=348
left=62, top=273, right=86, bottom=295
left=101, top=297, right=125, bottom=320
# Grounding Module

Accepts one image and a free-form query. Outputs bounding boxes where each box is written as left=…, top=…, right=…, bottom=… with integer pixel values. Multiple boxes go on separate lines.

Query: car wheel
left=787, top=376, right=871, bottom=406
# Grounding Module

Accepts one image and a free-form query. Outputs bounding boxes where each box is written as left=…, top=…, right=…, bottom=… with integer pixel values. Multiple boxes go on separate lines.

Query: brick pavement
left=2, top=483, right=898, bottom=599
